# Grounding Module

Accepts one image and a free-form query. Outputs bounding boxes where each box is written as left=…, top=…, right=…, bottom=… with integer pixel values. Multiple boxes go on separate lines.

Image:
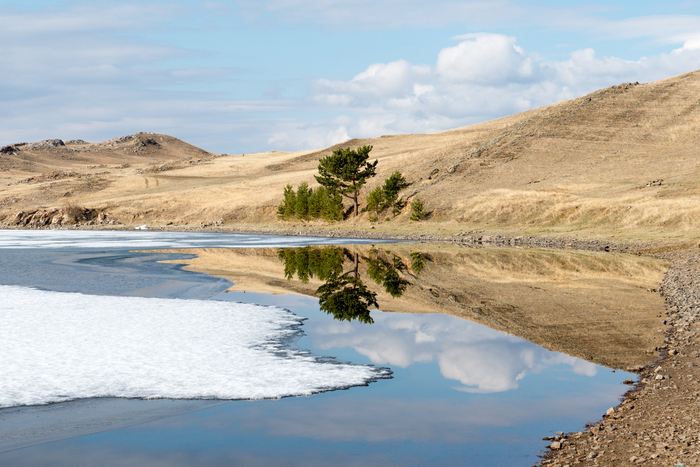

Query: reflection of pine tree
left=409, top=252, right=428, bottom=276
left=317, top=254, right=378, bottom=324
left=278, top=246, right=430, bottom=324
left=366, top=250, right=410, bottom=298
left=278, top=247, right=345, bottom=283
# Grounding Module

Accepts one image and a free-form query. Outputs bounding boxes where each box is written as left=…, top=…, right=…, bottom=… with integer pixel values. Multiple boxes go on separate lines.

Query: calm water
left=0, top=231, right=634, bottom=466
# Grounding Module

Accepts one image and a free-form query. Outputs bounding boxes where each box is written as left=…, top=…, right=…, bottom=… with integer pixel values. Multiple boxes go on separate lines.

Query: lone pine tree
left=315, top=145, right=377, bottom=217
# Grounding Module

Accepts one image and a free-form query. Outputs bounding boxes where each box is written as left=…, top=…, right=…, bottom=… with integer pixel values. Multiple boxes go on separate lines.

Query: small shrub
left=278, top=185, right=297, bottom=219
left=364, top=171, right=409, bottom=220
left=63, top=203, right=89, bottom=222
left=409, top=198, right=426, bottom=221
left=366, top=186, right=384, bottom=218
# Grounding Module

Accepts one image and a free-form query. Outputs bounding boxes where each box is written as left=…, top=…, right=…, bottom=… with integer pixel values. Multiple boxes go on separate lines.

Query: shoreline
left=540, top=247, right=700, bottom=466
left=2, top=221, right=690, bottom=254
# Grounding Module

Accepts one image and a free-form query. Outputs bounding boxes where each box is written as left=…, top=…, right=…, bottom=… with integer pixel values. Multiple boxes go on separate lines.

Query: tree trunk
left=353, top=193, right=358, bottom=217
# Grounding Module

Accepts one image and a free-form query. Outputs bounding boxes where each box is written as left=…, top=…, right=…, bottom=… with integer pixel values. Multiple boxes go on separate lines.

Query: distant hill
left=1, top=70, right=699, bottom=240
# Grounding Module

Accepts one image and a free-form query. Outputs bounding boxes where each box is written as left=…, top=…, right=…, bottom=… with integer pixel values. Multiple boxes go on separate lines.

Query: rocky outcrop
left=0, top=145, right=19, bottom=154
left=27, top=139, right=65, bottom=150
left=8, top=207, right=112, bottom=228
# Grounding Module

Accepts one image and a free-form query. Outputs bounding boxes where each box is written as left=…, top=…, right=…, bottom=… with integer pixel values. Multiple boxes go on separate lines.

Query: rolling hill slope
left=1, top=70, right=699, bottom=240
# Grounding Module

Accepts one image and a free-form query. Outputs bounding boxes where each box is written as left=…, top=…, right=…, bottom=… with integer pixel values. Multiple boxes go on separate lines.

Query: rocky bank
left=540, top=247, right=700, bottom=466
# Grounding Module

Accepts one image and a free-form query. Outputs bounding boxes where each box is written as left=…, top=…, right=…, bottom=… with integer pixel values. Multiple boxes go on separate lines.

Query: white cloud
left=592, top=14, right=700, bottom=43
left=0, top=3, right=175, bottom=34
left=233, top=0, right=700, bottom=48
left=265, top=121, right=350, bottom=151
left=310, top=60, right=432, bottom=107
left=676, top=36, right=700, bottom=52
left=295, top=33, right=700, bottom=145
left=437, top=34, right=536, bottom=84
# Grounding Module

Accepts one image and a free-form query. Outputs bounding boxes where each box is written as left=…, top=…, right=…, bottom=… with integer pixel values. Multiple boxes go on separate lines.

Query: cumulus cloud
left=436, top=33, right=537, bottom=84
left=297, top=33, right=700, bottom=145
left=308, top=312, right=597, bottom=393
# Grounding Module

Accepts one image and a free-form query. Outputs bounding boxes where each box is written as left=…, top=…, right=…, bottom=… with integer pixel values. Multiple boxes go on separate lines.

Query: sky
left=2, top=1, right=700, bottom=154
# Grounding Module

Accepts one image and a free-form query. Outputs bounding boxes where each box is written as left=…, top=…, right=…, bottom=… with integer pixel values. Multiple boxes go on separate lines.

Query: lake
left=0, top=230, right=666, bottom=466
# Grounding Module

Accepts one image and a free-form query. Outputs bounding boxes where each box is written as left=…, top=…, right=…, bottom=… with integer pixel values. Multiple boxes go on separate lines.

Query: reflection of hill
left=154, top=245, right=667, bottom=370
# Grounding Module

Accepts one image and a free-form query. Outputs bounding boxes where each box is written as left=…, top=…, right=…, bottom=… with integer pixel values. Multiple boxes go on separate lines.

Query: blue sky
left=2, top=1, right=700, bottom=153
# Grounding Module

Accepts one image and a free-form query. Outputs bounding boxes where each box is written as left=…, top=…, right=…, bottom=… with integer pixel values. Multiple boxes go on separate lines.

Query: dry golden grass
left=2, top=71, right=700, bottom=240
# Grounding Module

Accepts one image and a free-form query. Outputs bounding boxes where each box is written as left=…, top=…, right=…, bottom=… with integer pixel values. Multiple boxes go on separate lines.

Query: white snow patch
left=0, top=285, right=387, bottom=408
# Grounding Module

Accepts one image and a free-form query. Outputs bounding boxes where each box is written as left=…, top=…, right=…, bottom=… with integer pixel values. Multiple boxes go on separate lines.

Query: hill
left=1, top=70, right=699, bottom=240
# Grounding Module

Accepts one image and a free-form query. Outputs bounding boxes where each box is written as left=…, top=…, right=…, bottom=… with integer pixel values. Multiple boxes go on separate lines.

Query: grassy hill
left=1, top=70, right=699, bottom=241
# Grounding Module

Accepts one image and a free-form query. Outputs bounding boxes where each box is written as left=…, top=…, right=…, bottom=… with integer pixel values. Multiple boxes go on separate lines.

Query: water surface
left=0, top=231, right=652, bottom=466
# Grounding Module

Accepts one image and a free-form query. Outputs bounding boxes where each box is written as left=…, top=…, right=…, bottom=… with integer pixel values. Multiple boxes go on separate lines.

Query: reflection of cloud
left=544, top=353, right=598, bottom=377
left=439, top=345, right=537, bottom=393
left=309, top=312, right=597, bottom=393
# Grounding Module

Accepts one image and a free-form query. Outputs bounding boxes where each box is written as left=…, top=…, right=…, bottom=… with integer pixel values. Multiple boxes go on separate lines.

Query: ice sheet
left=0, top=285, right=388, bottom=408
left=0, top=230, right=385, bottom=250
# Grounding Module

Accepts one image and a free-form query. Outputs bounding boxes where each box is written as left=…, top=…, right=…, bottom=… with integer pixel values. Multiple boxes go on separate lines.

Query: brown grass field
left=1, top=70, right=699, bottom=241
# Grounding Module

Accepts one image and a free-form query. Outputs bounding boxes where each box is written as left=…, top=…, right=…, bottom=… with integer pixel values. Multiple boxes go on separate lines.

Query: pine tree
left=295, top=182, right=310, bottom=219
left=315, top=145, right=377, bottom=217
left=382, top=171, right=409, bottom=214
left=365, top=186, right=384, bottom=221
left=278, top=184, right=296, bottom=219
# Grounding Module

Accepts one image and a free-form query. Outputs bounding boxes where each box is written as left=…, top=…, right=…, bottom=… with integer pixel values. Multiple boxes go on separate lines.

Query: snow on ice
left=0, top=285, right=388, bottom=408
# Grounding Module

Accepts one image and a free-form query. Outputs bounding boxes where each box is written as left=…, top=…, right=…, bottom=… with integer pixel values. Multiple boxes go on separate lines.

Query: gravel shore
left=540, top=246, right=700, bottom=467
